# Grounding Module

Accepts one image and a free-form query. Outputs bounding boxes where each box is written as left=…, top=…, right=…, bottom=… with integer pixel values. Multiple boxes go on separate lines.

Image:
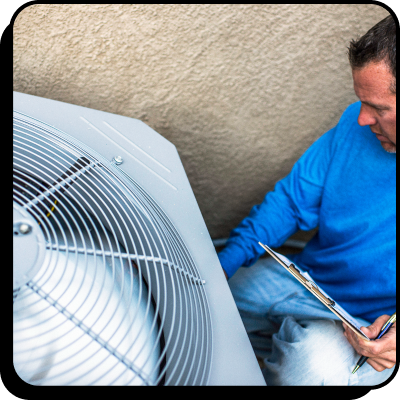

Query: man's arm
left=218, top=122, right=341, bottom=279
left=343, top=315, right=396, bottom=372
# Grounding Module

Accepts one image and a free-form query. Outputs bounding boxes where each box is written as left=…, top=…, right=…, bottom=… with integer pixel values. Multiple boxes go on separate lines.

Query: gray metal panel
left=13, top=91, right=265, bottom=385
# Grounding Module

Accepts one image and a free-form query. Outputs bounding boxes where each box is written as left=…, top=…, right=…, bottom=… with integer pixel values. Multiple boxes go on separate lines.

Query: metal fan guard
left=13, top=113, right=213, bottom=386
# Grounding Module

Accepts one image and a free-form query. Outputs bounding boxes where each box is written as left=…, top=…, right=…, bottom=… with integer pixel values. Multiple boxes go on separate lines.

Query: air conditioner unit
left=13, top=91, right=266, bottom=386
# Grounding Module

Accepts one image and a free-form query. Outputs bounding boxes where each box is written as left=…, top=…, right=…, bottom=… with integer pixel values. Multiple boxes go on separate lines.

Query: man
left=218, top=15, right=396, bottom=385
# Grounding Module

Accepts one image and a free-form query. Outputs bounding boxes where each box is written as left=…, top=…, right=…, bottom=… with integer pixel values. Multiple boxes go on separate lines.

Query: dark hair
left=348, top=15, right=396, bottom=93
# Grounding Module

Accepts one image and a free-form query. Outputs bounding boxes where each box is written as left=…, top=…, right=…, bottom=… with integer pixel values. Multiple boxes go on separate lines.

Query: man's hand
left=343, top=315, right=396, bottom=372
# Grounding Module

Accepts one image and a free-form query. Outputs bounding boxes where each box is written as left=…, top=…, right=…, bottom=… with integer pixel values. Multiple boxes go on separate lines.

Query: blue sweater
left=218, top=102, right=396, bottom=323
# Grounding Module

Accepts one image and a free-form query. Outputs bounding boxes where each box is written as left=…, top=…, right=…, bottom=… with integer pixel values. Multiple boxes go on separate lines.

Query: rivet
left=113, top=156, right=123, bottom=165
left=19, top=223, right=32, bottom=235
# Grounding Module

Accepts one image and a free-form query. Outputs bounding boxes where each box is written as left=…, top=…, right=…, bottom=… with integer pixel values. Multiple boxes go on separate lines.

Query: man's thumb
left=362, top=315, right=391, bottom=339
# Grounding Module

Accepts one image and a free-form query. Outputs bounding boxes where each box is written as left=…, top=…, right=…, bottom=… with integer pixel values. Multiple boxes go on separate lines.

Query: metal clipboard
left=258, top=242, right=370, bottom=341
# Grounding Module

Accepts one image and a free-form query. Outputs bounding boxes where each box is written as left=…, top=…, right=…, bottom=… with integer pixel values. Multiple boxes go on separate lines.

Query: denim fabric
left=228, top=256, right=395, bottom=386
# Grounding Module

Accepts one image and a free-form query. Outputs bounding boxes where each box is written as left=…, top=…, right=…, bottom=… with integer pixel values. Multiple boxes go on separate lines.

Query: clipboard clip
left=289, top=264, right=336, bottom=307
left=259, top=242, right=335, bottom=307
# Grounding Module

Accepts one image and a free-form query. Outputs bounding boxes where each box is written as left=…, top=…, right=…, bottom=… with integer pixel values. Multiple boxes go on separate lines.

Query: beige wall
left=13, top=4, right=390, bottom=241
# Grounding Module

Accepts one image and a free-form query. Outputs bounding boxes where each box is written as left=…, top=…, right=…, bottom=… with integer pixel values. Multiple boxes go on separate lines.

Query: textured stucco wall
left=13, top=4, right=390, bottom=240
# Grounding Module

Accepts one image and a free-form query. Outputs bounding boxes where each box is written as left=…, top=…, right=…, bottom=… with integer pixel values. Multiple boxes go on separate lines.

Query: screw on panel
left=19, top=223, right=32, bottom=235
left=113, top=156, right=123, bottom=165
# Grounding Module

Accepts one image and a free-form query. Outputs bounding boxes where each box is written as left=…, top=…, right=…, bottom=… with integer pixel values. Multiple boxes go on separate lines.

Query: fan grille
left=13, top=113, right=212, bottom=386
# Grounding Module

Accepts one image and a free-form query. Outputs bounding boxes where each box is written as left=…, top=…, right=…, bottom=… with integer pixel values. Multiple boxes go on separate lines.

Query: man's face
left=352, top=61, right=396, bottom=153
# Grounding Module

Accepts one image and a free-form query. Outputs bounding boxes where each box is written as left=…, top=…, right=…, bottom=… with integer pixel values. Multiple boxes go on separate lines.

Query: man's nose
left=358, top=105, right=377, bottom=127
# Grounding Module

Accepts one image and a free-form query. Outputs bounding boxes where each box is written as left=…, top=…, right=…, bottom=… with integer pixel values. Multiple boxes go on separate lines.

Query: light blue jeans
left=228, top=256, right=395, bottom=386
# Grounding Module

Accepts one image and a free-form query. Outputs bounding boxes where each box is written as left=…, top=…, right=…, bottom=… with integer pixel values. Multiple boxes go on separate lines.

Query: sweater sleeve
left=218, top=122, right=343, bottom=279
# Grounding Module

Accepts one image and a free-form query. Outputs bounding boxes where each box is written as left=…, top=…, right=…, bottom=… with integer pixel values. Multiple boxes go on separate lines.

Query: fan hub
left=13, top=202, right=46, bottom=290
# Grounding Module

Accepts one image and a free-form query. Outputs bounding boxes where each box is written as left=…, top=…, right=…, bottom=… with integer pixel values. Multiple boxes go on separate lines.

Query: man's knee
left=263, top=317, right=356, bottom=385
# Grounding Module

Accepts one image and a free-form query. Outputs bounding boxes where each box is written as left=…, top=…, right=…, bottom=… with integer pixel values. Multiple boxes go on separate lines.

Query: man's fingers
left=367, top=354, right=396, bottom=372
left=343, top=316, right=396, bottom=373
left=361, top=329, right=396, bottom=356
left=361, top=315, right=391, bottom=338
left=367, top=358, right=387, bottom=372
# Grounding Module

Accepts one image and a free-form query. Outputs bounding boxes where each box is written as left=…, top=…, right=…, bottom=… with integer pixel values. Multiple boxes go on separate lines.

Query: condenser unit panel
left=13, top=91, right=265, bottom=386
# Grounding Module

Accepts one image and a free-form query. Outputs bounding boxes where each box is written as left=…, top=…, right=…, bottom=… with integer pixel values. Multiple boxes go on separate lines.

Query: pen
left=352, top=313, right=396, bottom=374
